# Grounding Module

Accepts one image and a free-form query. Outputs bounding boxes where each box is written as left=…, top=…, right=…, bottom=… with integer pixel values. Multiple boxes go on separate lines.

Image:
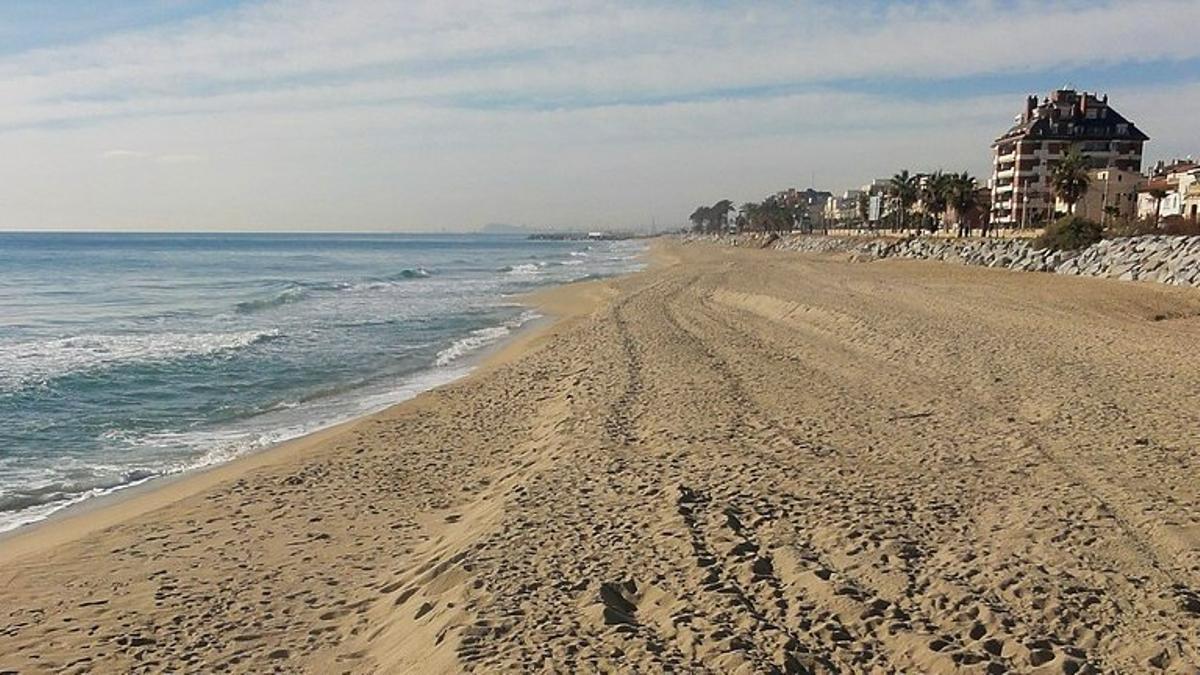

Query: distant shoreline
left=527, top=232, right=657, bottom=241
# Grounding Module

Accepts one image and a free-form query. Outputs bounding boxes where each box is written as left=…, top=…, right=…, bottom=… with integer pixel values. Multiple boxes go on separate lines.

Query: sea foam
left=0, top=330, right=281, bottom=391
left=0, top=232, right=644, bottom=534
left=434, top=310, right=540, bottom=367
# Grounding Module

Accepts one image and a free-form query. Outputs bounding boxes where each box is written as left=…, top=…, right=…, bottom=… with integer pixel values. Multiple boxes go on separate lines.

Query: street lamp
left=1101, top=168, right=1111, bottom=228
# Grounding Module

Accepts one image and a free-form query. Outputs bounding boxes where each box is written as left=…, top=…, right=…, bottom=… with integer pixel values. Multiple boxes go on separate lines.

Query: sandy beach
left=3, top=241, right=1200, bottom=673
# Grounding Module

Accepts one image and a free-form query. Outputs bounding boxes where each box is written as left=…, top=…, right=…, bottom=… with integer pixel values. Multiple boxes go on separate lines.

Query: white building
left=824, top=190, right=864, bottom=224
left=1137, top=161, right=1199, bottom=222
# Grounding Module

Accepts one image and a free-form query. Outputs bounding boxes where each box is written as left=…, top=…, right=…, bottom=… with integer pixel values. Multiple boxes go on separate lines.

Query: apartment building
left=861, top=179, right=891, bottom=224
left=990, top=89, right=1148, bottom=227
left=775, top=188, right=833, bottom=228
left=1054, top=167, right=1141, bottom=225
left=824, top=190, right=864, bottom=224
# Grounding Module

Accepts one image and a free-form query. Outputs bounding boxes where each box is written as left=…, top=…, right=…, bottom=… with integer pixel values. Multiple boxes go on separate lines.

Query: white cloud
left=5, top=0, right=1200, bottom=129
left=101, top=149, right=150, bottom=159
left=0, top=0, right=1197, bottom=230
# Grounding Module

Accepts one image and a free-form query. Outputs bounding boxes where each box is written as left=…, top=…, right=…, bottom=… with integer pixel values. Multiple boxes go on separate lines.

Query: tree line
left=687, top=200, right=736, bottom=234
left=688, top=150, right=1191, bottom=241
left=887, top=169, right=984, bottom=235
left=689, top=169, right=990, bottom=236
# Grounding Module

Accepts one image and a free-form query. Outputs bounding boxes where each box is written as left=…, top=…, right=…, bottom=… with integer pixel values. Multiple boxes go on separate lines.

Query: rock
left=699, top=233, right=1200, bottom=289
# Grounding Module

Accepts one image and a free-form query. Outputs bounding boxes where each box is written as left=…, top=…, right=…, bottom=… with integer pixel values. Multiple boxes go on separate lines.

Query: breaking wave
left=0, top=330, right=282, bottom=391
left=236, top=269, right=432, bottom=312
left=434, top=311, right=541, bottom=367
left=499, top=263, right=541, bottom=275
left=386, top=268, right=431, bottom=280
left=235, top=286, right=310, bottom=313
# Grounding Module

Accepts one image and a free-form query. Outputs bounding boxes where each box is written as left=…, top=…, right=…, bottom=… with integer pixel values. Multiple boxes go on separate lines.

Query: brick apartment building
left=990, top=89, right=1148, bottom=227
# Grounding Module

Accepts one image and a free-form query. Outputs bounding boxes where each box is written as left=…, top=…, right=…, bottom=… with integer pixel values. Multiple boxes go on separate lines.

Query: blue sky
left=0, top=0, right=1197, bottom=230
left=0, top=1, right=241, bottom=54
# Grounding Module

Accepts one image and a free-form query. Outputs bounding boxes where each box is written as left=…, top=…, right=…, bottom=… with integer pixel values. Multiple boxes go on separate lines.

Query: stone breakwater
left=688, top=233, right=1200, bottom=288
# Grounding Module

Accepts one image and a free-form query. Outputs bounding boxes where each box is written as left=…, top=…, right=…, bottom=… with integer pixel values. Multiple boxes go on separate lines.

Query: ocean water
left=0, top=232, right=644, bottom=532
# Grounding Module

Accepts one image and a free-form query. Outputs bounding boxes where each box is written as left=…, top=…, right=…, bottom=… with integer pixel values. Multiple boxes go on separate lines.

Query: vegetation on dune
left=1106, top=215, right=1200, bottom=238
left=1034, top=215, right=1104, bottom=251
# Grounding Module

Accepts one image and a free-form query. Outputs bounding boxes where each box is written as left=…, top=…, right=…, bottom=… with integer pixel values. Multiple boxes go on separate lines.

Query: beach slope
left=3, top=242, right=1200, bottom=673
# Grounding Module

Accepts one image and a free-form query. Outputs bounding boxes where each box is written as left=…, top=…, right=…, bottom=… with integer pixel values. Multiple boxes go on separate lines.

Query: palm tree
left=1148, top=188, right=1168, bottom=227
left=888, top=170, right=919, bottom=231
left=738, top=202, right=761, bottom=232
left=760, top=195, right=793, bottom=233
left=710, top=199, right=735, bottom=234
left=1102, top=204, right=1123, bottom=231
left=1049, top=151, right=1090, bottom=216
left=946, top=172, right=980, bottom=236
left=921, top=171, right=952, bottom=232
left=688, top=206, right=710, bottom=233
left=856, top=192, right=870, bottom=230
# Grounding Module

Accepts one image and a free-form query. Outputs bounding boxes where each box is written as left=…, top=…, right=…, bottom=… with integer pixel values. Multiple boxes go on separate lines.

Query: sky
left=0, top=0, right=1198, bottom=232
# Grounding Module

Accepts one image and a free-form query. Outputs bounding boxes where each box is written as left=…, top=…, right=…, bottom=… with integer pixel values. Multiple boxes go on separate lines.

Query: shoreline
left=0, top=262, right=638, bottom=565
left=0, top=364, right=467, bottom=538
left=6, top=240, right=1197, bottom=672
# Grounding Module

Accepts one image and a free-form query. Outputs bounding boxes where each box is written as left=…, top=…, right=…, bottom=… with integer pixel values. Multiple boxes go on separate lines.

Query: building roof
left=1150, top=160, right=1199, bottom=177
left=1088, top=166, right=1141, bottom=178
left=776, top=187, right=832, bottom=205
left=1138, top=178, right=1174, bottom=194
left=993, top=89, right=1149, bottom=146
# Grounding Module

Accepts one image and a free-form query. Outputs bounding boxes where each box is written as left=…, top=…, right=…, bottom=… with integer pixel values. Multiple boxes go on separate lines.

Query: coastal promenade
left=3, top=242, right=1200, bottom=672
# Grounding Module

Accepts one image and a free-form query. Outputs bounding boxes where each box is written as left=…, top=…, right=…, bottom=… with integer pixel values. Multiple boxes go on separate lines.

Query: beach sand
left=3, top=241, right=1200, bottom=673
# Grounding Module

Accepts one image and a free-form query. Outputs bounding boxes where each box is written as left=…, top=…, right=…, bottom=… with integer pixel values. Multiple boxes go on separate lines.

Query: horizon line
left=0, top=227, right=649, bottom=235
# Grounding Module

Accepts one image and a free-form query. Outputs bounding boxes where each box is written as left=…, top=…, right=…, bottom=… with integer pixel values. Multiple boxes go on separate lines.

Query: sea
left=0, top=232, right=645, bottom=533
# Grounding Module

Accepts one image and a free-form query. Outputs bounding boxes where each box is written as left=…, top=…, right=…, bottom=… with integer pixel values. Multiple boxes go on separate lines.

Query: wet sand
left=3, top=241, right=1200, bottom=673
